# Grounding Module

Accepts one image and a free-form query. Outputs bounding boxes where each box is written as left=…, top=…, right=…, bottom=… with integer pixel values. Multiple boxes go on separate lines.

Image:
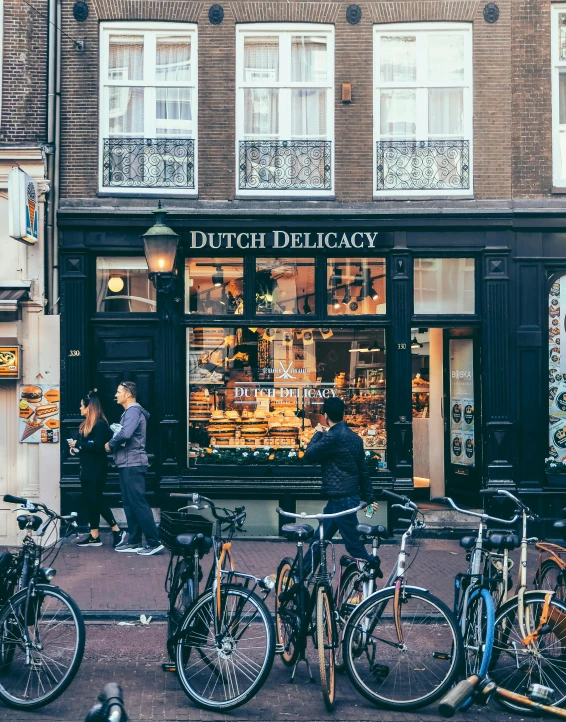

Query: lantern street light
left=141, top=201, right=179, bottom=292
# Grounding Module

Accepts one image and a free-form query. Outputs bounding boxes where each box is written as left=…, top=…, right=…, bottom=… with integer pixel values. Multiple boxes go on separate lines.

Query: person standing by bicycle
left=302, top=396, right=382, bottom=573
left=69, top=391, right=125, bottom=548
left=104, top=381, right=163, bottom=556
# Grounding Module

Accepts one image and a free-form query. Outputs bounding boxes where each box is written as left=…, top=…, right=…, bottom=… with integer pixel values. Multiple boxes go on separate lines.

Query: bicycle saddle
left=175, top=532, right=213, bottom=554
left=16, top=514, right=42, bottom=531
left=356, top=523, right=388, bottom=539
left=281, top=523, right=314, bottom=541
left=485, top=533, right=519, bottom=551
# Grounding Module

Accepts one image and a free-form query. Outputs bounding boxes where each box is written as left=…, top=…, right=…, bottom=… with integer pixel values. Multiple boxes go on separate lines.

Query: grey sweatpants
left=117, top=466, right=159, bottom=547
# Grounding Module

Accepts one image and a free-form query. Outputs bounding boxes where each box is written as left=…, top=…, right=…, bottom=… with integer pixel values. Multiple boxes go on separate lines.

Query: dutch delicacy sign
left=189, top=230, right=381, bottom=251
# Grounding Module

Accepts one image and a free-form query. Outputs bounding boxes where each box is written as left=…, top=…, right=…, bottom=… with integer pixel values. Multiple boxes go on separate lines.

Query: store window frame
left=373, top=22, right=474, bottom=199
left=92, top=253, right=162, bottom=320
left=182, top=251, right=392, bottom=326
left=411, top=253, right=481, bottom=323
left=98, top=21, right=198, bottom=196
left=235, top=23, right=335, bottom=199
left=552, top=6, right=566, bottom=189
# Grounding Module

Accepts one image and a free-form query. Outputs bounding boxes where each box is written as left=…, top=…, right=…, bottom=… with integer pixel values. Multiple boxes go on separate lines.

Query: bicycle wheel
left=335, top=564, right=362, bottom=671
left=175, top=584, right=275, bottom=711
left=316, top=585, right=335, bottom=711
left=535, top=559, right=566, bottom=603
left=462, top=588, right=495, bottom=678
left=0, top=584, right=85, bottom=709
left=344, top=586, right=462, bottom=710
left=275, top=557, right=301, bottom=667
left=490, top=591, right=566, bottom=713
left=168, top=558, right=196, bottom=640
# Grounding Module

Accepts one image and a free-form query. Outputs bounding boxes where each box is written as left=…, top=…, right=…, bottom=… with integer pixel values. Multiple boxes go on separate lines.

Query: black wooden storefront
left=57, top=209, right=564, bottom=532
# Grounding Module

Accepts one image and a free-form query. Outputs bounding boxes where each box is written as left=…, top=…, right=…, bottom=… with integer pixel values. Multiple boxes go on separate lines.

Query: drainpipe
left=45, top=0, right=56, bottom=312
left=52, top=0, right=62, bottom=315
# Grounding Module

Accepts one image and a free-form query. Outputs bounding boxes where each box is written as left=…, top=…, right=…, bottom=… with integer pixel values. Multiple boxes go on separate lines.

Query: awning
left=0, top=282, right=31, bottom=319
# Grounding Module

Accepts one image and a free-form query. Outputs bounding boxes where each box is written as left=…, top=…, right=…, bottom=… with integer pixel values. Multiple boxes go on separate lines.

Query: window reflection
left=185, top=258, right=244, bottom=314
left=255, top=258, right=315, bottom=315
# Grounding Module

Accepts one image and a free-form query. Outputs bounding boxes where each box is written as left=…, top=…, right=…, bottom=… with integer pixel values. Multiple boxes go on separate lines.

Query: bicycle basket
left=159, top=512, right=213, bottom=554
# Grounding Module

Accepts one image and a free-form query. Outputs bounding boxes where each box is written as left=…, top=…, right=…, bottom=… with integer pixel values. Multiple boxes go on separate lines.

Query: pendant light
left=212, top=266, right=224, bottom=287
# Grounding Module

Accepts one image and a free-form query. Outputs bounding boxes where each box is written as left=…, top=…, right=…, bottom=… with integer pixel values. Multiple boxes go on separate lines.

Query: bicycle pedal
left=275, top=644, right=285, bottom=654
left=161, top=663, right=177, bottom=673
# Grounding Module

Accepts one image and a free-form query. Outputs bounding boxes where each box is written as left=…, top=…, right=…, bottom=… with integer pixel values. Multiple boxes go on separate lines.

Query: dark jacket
left=303, top=421, right=374, bottom=503
left=108, top=403, right=150, bottom=468
left=75, top=419, right=112, bottom=481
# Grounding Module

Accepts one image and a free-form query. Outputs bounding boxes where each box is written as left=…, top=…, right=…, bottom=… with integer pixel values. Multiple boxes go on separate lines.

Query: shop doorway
left=412, top=327, right=480, bottom=504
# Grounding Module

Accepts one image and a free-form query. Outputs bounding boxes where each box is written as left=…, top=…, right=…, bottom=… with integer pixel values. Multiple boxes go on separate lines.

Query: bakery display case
left=412, top=373, right=430, bottom=418
left=187, top=326, right=387, bottom=467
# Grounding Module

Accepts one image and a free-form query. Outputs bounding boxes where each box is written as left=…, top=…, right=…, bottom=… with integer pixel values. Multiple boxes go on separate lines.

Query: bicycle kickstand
left=291, top=655, right=315, bottom=684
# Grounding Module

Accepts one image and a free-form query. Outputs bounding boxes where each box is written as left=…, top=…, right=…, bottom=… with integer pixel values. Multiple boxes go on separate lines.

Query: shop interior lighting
left=108, top=275, right=125, bottom=293
left=212, top=266, right=224, bottom=287
left=411, top=336, right=423, bottom=349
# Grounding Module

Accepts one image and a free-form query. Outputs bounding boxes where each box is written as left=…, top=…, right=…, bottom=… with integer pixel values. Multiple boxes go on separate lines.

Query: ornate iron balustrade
left=376, top=140, right=470, bottom=192
left=102, top=138, right=195, bottom=189
left=239, top=140, right=332, bottom=191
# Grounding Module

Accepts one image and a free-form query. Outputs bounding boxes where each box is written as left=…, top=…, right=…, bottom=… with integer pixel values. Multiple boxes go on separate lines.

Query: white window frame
left=99, top=21, right=198, bottom=195
left=552, top=6, right=566, bottom=188
left=373, top=22, right=473, bottom=198
left=235, top=23, right=335, bottom=197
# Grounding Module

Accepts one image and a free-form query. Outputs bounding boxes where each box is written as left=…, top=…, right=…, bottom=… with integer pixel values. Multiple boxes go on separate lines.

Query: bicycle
left=534, top=511, right=566, bottom=603
left=275, top=501, right=365, bottom=711
left=342, top=489, right=463, bottom=710
left=483, top=489, right=566, bottom=713
left=439, top=672, right=566, bottom=719
left=0, top=493, right=85, bottom=710
left=432, top=495, right=520, bottom=689
left=166, top=493, right=276, bottom=711
left=334, top=520, right=387, bottom=671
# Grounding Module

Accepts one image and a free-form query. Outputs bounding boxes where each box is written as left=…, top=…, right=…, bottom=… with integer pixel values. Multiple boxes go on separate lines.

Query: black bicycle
left=275, top=501, right=365, bottom=711
left=0, top=494, right=85, bottom=709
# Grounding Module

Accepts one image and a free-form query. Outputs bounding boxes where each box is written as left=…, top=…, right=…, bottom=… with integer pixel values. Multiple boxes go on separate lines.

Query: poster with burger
left=19, top=385, right=60, bottom=443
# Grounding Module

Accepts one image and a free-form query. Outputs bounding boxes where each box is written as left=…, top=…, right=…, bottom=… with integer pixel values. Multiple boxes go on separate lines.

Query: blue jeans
left=303, top=495, right=372, bottom=574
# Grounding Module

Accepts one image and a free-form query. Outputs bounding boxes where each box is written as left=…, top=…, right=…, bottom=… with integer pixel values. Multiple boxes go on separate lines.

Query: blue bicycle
left=433, top=496, right=520, bottom=698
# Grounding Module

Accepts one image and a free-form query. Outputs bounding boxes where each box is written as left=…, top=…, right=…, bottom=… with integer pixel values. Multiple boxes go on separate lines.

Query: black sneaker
left=112, top=530, right=127, bottom=548
left=77, top=534, right=102, bottom=547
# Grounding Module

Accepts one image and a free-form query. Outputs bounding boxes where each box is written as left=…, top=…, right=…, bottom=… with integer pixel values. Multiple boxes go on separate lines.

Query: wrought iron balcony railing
left=239, top=140, right=332, bottom=191
left=102, top=138, right=195, bottom=189
left=376, top=139, right=470, bottom=192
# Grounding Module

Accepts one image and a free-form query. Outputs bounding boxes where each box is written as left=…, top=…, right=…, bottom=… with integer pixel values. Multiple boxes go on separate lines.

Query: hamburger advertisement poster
left=19, top=385, right=60, bottom=443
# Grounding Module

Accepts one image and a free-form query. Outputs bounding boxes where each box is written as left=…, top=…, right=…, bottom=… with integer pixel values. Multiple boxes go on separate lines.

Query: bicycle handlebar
left=3, top=494, right=28, bottom=506
left=276, top=503, right=364, bottom=521
left=438, top=675, right=480, bottom=717
left=479, top=488, right=537, bottom=519
left=4, top=494, right=78, bottom=530
left=171, top=493, right=245, bottom=525
left=432, top=496, right=519, bottom=525
left=381, top=489, right=412, bottom=505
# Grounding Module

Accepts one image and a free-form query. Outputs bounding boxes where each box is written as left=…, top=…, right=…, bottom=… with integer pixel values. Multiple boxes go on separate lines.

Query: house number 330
left=68, top=350, right=81, bottom=357
left=397, top=343, right=407, bottom=350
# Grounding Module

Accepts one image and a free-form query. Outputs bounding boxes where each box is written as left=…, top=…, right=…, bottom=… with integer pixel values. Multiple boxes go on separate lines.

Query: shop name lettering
left=451, top=370, right=472, bottom=380
left=235, top=387, right=337, bottom=399
left=189, top=231, right=380, bottom=251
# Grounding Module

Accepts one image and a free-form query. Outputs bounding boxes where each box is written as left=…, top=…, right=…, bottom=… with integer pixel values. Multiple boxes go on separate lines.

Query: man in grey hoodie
left=105, top=381, right=163, bottom=555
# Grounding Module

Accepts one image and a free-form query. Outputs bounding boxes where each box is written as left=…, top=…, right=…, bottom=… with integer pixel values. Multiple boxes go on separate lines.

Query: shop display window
left=326, top=258, right=386, bottom=316
left=187, top=327, right=386, bottom=467
left=185, top=258, right=244, bottom=314
left=414, top=257, right=475, bottom=315
left=255, top=258, right=315, bottom=315
left=96, top=257, right=157, bottom=312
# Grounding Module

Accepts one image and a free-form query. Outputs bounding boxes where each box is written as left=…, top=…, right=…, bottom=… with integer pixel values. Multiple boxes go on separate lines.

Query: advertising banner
left=449, top=339, right=475, bottom=467
left=8, top=168, right=38, bottom=245
left=19, top=385, right=60, bottom=444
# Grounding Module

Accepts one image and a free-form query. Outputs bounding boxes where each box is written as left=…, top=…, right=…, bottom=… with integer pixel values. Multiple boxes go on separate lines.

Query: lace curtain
left=108, top=36, right=144, bottom=136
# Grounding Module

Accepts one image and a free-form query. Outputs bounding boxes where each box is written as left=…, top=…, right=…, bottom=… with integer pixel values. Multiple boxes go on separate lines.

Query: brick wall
left=0, top=0, right=48, bottom=144
left=56, top=0, right=546, bottom=202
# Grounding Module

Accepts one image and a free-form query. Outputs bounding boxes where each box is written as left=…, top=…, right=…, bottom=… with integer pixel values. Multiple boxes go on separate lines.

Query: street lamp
left=141, top=201, right=179, bottom=292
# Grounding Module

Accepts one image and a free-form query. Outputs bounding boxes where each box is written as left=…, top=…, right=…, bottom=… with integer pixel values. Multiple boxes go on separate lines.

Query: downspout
left=45, top=0, right=56, bottom=312
left=52, top=0, right=62, bottom=315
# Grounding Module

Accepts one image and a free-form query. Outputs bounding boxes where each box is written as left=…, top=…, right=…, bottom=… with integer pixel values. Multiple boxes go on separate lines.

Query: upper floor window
left=552, top=7, right=566, bottom=187
left=374, top=23, right=473, bottom=196
left=236, top=24, right=334, bottom=196
left=99, top=22, right=197, bottom=194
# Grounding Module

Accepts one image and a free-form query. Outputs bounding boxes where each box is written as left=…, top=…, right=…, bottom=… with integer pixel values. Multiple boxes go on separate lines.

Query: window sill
left=373, top=194, right=474, bottom=202
left=97, top=191, right=198, bottom=199
left=234, top=194, right=336, bottom=202
left=551, top=186, right=566, bottom=195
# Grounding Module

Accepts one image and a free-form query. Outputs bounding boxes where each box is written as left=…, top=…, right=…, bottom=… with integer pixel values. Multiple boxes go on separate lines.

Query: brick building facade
left=53, top=0, right=566, bottom=532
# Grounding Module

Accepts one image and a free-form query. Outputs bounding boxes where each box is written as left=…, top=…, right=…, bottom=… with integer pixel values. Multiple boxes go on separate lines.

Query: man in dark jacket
left=303, top=396, right=380, bottom=567
left=105, top=381, right=163, bottom=555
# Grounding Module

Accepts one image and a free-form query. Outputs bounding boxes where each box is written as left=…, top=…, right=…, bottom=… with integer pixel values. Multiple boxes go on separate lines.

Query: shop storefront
left=59, top=214, right=518, bottom=533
